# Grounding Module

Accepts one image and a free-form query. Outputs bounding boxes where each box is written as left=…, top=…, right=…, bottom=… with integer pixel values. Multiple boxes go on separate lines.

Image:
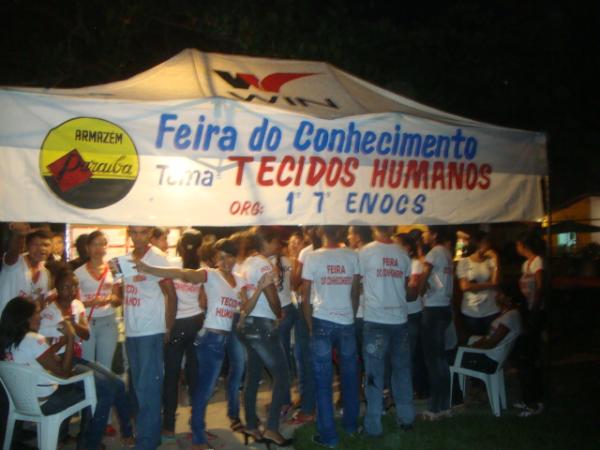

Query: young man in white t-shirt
left=302, top=226, right=360, bottom=448
left=0, top=223, right=52, bottom=314
left=360, top=226, right=416, bottom=436
left=123, top=226, right=177, bottom=450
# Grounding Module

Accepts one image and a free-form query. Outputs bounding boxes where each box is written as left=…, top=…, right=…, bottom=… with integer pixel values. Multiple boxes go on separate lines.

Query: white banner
left=0, top=91, right=547, bottom=226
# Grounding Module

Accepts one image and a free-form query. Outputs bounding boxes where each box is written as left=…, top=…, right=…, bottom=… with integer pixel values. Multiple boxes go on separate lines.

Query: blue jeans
left=279, top=304, right=297, bottom=405
left=421, top=307, right=452, bottom=412
left=163, top=314, right=202, bottom=431
left=238, top=316, right=290, bottom=431
left=126, top=334, right=164, bottom=450
left=408, top=311, right=429, bottom=397
left=311, top=318, right=359, bottom=447
left=81, top=314, right=118, bottom=370
left=294, top=306, right=316, bottom=414
left=191, top=330, right=228, bottom=445
left=74, top=358, right=133, bottom=449
left=226, top=315, right=245, bottom=419
left=363, top=322, right=415, bottom=436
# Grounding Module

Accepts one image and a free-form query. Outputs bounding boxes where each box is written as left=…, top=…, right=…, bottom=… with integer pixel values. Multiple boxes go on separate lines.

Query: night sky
left=1, top=0, right=598, bottom=207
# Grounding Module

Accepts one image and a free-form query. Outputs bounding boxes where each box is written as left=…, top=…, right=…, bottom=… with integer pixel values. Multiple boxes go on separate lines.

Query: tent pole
left=543, top=172, right=552, bottom=408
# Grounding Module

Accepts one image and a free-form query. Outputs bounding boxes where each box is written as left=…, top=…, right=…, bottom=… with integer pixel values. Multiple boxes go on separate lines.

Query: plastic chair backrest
left=0, top=361, right=45, bottom=416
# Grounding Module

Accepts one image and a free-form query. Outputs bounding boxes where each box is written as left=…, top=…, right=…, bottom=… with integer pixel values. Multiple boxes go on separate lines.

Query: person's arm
left=351, top=274, right=360, bottom=317
left=301, top=280, right=313, bottom=336
left=239, top=273, right=274, bottom=316
left=470, top=323, right=510, bottom=349
left=198, top=285, right=208, bottom=311
left=109, top=282, right=123, bottom=307
left=72, top=309, right=90, bottom=341
left=36, top=320, right=76, bottom=378
left=530, top=268, right=545, bottom=311
left=4, top=222, right=30, bottom=265
left=160, top=279, right=178, bottom=342
left=458, top=277, right=498, bottom=292
left=134, top=259, right=207, bottom=284
left=418, top=262, right=432, bottom=296
left=291, top=259, right=303, bottom=292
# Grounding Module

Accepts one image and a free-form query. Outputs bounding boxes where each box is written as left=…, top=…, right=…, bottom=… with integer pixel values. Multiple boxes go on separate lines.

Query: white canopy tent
left=0, top=49, right=547, bottom=226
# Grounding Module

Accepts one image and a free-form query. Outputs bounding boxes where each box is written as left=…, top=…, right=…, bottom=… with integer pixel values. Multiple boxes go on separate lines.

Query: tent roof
left=3, top=49, right=515, bottom=127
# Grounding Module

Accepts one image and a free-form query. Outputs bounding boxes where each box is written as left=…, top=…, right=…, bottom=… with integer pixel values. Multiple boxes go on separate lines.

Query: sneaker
left=513, top=402, right=528, bottom=410
left=421, top=410, right=439, bottom=421
left=437, top=409, right=454, bottom=419
left=311, top=434, right=337, bottom=448
left=518, top=403, right=544, bottom=418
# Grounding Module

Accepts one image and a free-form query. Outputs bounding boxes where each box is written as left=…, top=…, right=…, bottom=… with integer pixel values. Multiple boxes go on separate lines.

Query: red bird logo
left=215, top=70, right=317, bottom=93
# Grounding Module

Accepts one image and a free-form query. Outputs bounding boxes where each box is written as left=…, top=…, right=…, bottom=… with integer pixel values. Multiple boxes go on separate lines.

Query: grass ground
left=293, top=361, right=600, bottom=449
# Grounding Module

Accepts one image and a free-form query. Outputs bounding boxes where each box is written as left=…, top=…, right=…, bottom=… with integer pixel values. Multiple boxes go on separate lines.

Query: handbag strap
left=87, top=265, right=109, bottom=321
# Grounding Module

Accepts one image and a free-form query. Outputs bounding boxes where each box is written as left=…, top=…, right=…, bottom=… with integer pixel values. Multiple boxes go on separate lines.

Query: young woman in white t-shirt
left=162, top=229, right=205, bottom=439
left=74, top=230, right=122, bottom=370
left=238, top=227, right=293, bottom=448
left=394, top=231, right=431, bottom=400
left=41, top=269, right=134, bottom=449
left=418, top=226, right=454, bottom=419
left=0, top=295, right=86, bottom=448
left=462, top=285, right=522, bottom=373
left=515, top=231, right=546, bottom=417
left=456, top=232, right=500, bottom=337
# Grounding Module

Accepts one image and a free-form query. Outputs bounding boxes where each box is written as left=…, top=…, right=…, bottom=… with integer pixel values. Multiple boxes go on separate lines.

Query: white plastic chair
left=0, top=362, right=97, bottom=450
left=449, top=338, right=517, bottom=416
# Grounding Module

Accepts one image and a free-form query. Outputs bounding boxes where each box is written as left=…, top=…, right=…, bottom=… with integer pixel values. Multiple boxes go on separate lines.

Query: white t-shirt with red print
left=39, top=299, right=86, bottom=355
left=122, top=246, right=170, bottom=337
left=0, top=254, right=51, bottom=314
left=302, top=247, right=360, bottom=325
left=5, top=331, right=57, bottom=398
left=168, top=257, right=203, bottom=319
left=423, top=245, right=454, bottom=308
left=75, top=263, right=118, bottom=319
left=202, top=269, right=246, bottom=332
left=359, top=241, right=411, bottom=325
left=519, top=256, right=544, bottom=310
left=242, top=255, right=277, bottom=320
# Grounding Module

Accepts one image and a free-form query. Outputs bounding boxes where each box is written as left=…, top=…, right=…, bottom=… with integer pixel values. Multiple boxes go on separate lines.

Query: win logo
left=214, top=71, right=317, bottom=93
left=213, top=70, right=339, bottom=110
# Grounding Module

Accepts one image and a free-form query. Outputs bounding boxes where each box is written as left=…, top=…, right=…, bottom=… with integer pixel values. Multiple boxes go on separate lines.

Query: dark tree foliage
left=1, top=0, right=598, bottom=206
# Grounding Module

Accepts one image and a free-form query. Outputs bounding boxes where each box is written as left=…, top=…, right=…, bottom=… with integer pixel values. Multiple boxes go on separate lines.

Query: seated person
left=0, top=296, right=85, bottom=445
left=460, top=285, right=522, bottom=374
left=40, top=269, right=134, bottom=450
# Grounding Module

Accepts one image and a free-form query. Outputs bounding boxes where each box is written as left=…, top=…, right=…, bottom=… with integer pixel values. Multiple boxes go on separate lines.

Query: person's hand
left=8, top=222, right=31, bottom=236
left=58, top=319, right=76, bottom=339
left=132, top=259, right=150, bottom=274
left=92, top=295, right=113, bottom=307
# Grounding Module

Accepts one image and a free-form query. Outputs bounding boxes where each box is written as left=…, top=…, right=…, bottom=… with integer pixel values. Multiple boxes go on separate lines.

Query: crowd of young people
left=0, top=222, right=546, bottom=450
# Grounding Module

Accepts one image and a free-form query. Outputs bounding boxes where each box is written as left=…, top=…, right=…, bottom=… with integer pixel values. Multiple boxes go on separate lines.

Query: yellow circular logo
left=40, top=117, right=139, bottom=209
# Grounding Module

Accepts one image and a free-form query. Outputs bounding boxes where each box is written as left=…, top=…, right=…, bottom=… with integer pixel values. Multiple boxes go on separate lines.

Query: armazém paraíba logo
left=40, top=117, right=139, bottom=209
